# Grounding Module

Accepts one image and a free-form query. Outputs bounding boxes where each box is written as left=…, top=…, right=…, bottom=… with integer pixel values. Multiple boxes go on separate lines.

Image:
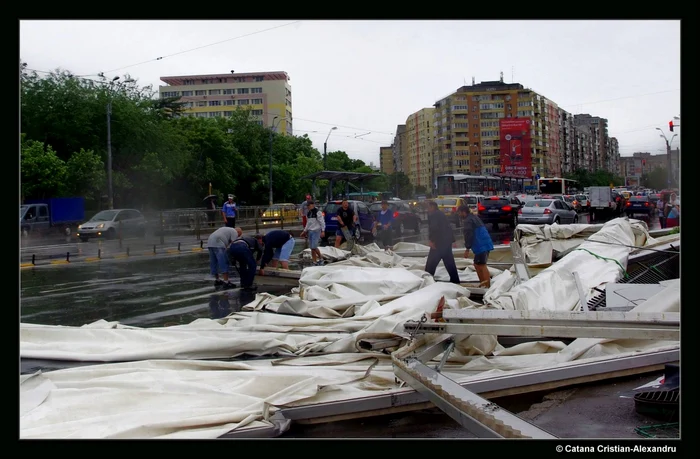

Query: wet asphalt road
left=20, top=213, right=669, bottom=438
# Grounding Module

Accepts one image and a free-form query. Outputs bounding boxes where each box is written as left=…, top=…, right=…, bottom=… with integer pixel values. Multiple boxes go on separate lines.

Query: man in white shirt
left=300, top=200, right=326, bottom=265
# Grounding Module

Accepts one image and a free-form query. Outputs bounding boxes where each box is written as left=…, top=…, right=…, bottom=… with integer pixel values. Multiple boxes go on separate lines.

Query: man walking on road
left=424, top=200, right=460, bottom=284
left=207, top=225, right=241, bottom=289
left=300, top=194, right=311, bottom=228
left=374, top=200, right=395, bottom=250
left=300, top=200, right=326, bottom=266
left=334, top=199, right=358, bottom=249
left=222, top=194, right=237, bottom=228
left=259, top=230, right=296, bottom=275
left=228, top=232, right=263, bottom=291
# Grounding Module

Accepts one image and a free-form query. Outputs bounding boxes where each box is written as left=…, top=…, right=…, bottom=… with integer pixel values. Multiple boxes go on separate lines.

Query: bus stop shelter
left=300, top=171, right=382, bottom=202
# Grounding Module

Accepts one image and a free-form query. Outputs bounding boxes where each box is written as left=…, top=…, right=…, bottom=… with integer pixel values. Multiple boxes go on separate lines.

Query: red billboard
left=499, top=117, right=532, bottom=178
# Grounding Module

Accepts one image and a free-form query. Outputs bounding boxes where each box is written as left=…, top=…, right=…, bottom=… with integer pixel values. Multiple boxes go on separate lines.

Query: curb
left=20, top=245, right=206, bottom=270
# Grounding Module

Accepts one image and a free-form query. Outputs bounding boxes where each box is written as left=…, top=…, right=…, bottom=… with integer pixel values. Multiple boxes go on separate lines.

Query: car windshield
left=630, top=197, right=647, bottom=202
left=325, top=203, right=345, bottom=214
left=525, top=200, right=553, bottom=207
left=369, top=203, right=395, bottom=212
left=89, top=210, right=118, bottom=222
left=462, top=197, right=478, bottom=205
left=436, top=199, right=457, bottom=206
left=20, top=205, right=27, bottom=217
left=575, top=195, right=586, bottom=200
left=564, top=196, right=574, bottom=202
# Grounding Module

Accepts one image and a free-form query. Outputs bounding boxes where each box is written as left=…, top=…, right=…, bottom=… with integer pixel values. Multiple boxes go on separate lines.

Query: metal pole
left=666, top=139, right=672, bottom=188
left=323, top=142, right=328, bottom=202
left=269, top=129, right=274, bottom=206
left=107, top=101, right=114, bottom=210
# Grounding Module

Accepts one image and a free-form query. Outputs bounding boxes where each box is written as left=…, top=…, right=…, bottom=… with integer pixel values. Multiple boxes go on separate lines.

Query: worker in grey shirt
left=207, top=226, right=241, bottom=289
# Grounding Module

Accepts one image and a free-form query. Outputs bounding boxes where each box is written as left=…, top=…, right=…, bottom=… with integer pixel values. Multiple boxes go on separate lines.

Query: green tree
left=387, top=172, right=413, bottom=198
left=21, top=139, right=67, bottom=199
left=65, top=148, right=105, bottom=202
left=642, top=167, right=667, bottom=190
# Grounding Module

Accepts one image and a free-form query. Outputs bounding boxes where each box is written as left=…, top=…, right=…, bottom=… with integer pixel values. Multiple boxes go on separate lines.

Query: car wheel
left=510, top=216, right=517, bottom=228
left=573, top=215, right=578, bottom=223
left=414, top=219, right=421, bottom=233
left=553, top=217, right=560, bottom=225
left=396, top=222, right=404, bottom=236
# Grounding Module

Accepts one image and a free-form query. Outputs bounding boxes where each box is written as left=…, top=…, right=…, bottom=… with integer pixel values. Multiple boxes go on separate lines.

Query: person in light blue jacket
left=458, top=205, right=494, bottom=287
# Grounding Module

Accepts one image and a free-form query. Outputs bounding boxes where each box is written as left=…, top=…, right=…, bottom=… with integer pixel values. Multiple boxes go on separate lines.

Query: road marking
left=20, top=263, right=34, bottom=268
left=50, top=260, right=70, bottom=264
left=191, top=247, right=204, bottom=252
left=84, top=257, right=101, bottom=262
left=166, top=249, right=179, bottom=254
left=113, top=254, right=129, bottom=258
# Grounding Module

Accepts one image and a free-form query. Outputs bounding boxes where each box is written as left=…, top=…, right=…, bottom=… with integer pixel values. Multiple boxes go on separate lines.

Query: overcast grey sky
left=20, top=20, right=681, bottom=166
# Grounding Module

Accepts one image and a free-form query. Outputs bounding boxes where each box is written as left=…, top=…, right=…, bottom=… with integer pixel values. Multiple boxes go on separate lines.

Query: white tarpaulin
left=484, top=218, right=653, bottom=311
left=514, top=223, right=605, bottom=266
left=298, top=246, right=351, bottom=262
left=20, top=277, right=679, bottom=438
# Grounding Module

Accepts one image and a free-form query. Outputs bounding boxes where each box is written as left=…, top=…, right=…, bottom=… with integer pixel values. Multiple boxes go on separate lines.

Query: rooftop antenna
left=500, top=71, right=504, bottom=82
left=472, top=76, right=475, bottom=85
left=512, top=66, right=514, bottom=83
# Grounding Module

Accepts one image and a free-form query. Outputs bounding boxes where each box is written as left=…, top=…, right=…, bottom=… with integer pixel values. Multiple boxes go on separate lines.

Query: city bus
left=436, top=174, right=527, bottom=196
left=346, top=191, right=392, bottom=203
left=537, top=177, right=579, bottom=195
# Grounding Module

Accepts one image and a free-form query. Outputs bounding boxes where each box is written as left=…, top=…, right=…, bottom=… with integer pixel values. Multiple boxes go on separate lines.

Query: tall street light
left=656, top=128, right=677, bottom=188
left=323, top=126, right=337, bottom=201
left=105, top=75, right=134, bottom=209
left=269, top=115, right=285, bottom=206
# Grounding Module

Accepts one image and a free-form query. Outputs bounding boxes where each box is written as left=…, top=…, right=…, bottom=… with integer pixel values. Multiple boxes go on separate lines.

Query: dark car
left=625, top=196, right=653, bottom=218
left=369, top=200, right=421, bottom=236
left=477, top=196, right=520, bottom=229
left=322, top=200, right=376, bottom=243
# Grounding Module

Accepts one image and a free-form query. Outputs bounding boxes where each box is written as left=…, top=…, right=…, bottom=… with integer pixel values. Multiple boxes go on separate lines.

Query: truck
left=588, top=187, right=619, bottom=222
left=21, top=197, right=85, bottom=234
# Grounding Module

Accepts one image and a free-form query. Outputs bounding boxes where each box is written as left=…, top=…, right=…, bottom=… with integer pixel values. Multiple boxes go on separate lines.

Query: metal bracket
left=510, top=241, right=530, bottom=284
left=572, top=271, right=589, bottom=311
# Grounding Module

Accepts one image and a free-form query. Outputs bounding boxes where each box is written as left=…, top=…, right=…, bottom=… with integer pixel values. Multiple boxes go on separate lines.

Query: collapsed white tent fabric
left=20, top=282, right=475, bottom=362
left=391, top=242, right=515, bottom=264
left=298, top=246, right=351, bottom=262
left=20, top=278, right=679, bottom=438
left=484, top=218, right=652, bottom=311
left=514, top=223, right=605, bottom=266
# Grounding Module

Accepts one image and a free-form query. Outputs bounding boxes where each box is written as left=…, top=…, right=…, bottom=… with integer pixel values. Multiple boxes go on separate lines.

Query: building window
left=251, top=109, right=263, bottom=116
left=218, top=78, right=227, bottom=83
left=238, top=99, right=249, bottom=105
left=195, top=90, right=206, bottom=96
left=209, top=112, right=221, bottom=117
left=184, top=79, right=195, bottom=85
left=209, top=100, right=221, bottom=106
left=255, top=76, right=264, bottom=82
left=161, top=91, right=179, bottom=98
left=223, top=111, right=233, bottom=117
left=197, top=101, right=207, bottom=107
left=223, top=89, right=235, bottom=95
left=196, top=112, right=208, bottom=118
left=209, top=89, right=221, bottom=95
left=237, top=88, right=249, bottom=94
left=251, top=87, right=263, bottom=93
left=182, top=91, right=193, bottom=97
left=224, top=100, right=235, bottom=106
left=252, top=98, right=263, bottom=104
left=254, top=120, right=263, bottom=125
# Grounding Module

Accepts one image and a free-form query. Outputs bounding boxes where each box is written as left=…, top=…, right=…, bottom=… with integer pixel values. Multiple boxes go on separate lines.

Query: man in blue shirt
left=258, top=230, right=296, bottom=275
left=458, top=205, right=494, bottom=288
left=228, top=233, right=264, bottom=291
left=374, top=200, right=394, bottom=250
left=222, top=194, right=237, bottom=228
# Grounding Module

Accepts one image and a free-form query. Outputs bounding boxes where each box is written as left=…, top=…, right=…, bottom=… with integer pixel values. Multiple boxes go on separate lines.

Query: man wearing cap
left=300, top=194, right=312, bottom=228
left=228, top=232, right=263, bottom=291
left=300, top=199, right=326, bottom=266
left=222, top=194, right=237, bottom=228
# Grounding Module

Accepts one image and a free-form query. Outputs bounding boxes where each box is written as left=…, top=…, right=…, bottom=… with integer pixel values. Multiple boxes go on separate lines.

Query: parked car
left=77, top=209, right=147, bottom=241
left=322, top=200, right=376, bottom=243
left=477, top=196, right=520, bottom=229
left=563, top=195, right=583, bottom=213
left=624, top=196, right=653, bottom=218
left=517, top=199, right=579, bottom=225
left=575, top=194, right=590, bottom=212
left=458, top=194, right=486, bottom=213
left=369, top=200, right=421, bottom=236
left=261, top=203, right=298, bottom=226
left=435, top=196, right=467, bottom=225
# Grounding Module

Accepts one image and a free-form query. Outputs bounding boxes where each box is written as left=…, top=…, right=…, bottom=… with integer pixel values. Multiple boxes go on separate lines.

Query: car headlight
left=78, top=225, right=82, bottom=230
left=97, top=223, right=105, bottom=229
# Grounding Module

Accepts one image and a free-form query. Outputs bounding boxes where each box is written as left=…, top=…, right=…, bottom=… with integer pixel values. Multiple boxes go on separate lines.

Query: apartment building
left=379, top=146, right=394, bottom=174
left=158, top=71, right=293, bottom=135
left=608, top=137, right=621, bottom=176
left=392, top=125, right=408, bottom=175
left=404, top=108, right=435, bottom=188
left=620, top=150, right=678, bottom=187
left=573, top=114, right=611, bottom=171
left=431, top=78, right=552, bottom=180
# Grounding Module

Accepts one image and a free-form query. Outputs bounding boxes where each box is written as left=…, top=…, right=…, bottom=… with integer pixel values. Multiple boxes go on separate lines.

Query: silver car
left=77, top=209, right=147, bottom=241
left=517, top=199, right=579, bottom=225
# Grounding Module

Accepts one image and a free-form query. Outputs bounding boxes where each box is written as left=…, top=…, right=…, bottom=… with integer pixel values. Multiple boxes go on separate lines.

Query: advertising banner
left=499, top=117, right=532, bottom=178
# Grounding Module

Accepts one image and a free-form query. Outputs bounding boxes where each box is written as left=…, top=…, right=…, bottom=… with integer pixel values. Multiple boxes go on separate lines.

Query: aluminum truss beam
left=403, top=310, right=679, bottom=341
left=394, top=357, right=557, bottom=438
left=269, top=348, right=677, bottom=423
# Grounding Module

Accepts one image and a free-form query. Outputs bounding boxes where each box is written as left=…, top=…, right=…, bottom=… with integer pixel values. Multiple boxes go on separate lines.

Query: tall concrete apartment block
left=379, top=146, right=394, bottom=174
left=405, top=108, right=435, bottom=189
left=392, top=125, right=408, bottom=177
left=158, top=71, right=293, bottom=135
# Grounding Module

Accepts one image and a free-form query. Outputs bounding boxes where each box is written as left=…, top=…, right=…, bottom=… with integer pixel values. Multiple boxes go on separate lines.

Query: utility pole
left=107, top=101, right=113, bottom=210
left=656, top=127, right=677, bottom=189
left=269, top=116, right=280, bottom=206
left=324, top=127, right=337, bottom=201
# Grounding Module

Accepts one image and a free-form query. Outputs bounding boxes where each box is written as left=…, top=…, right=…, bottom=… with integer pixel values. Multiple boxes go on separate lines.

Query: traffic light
left=669, top=121, right=674, bottom=132
left=642, top=159, right=646, bottom=166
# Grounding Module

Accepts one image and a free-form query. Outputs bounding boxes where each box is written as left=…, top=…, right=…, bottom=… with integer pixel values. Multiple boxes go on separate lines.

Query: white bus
left=537, top=177, right=579, bottom=195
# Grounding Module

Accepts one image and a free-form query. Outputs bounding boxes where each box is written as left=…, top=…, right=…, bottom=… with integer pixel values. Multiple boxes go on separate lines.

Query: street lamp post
left=104, top=75, right=134, bottom=209
left=269, top=116, right=285, bottom=206
left=323, top=127, right=337, bottom=201
left=656, top=128, right=677, bottom=188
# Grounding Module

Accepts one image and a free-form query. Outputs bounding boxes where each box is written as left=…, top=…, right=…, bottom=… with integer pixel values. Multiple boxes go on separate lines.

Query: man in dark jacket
left=228, top=232, right=264, bottom=291
left=425, top=200, right=460, bottom=284
left=259, top=230, right=296, bottom=274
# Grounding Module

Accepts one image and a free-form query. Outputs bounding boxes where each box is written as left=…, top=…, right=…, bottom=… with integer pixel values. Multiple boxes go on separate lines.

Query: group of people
left=656, top=193, right=680, bottom=229
left=207, top=224, right=296, bottom=291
